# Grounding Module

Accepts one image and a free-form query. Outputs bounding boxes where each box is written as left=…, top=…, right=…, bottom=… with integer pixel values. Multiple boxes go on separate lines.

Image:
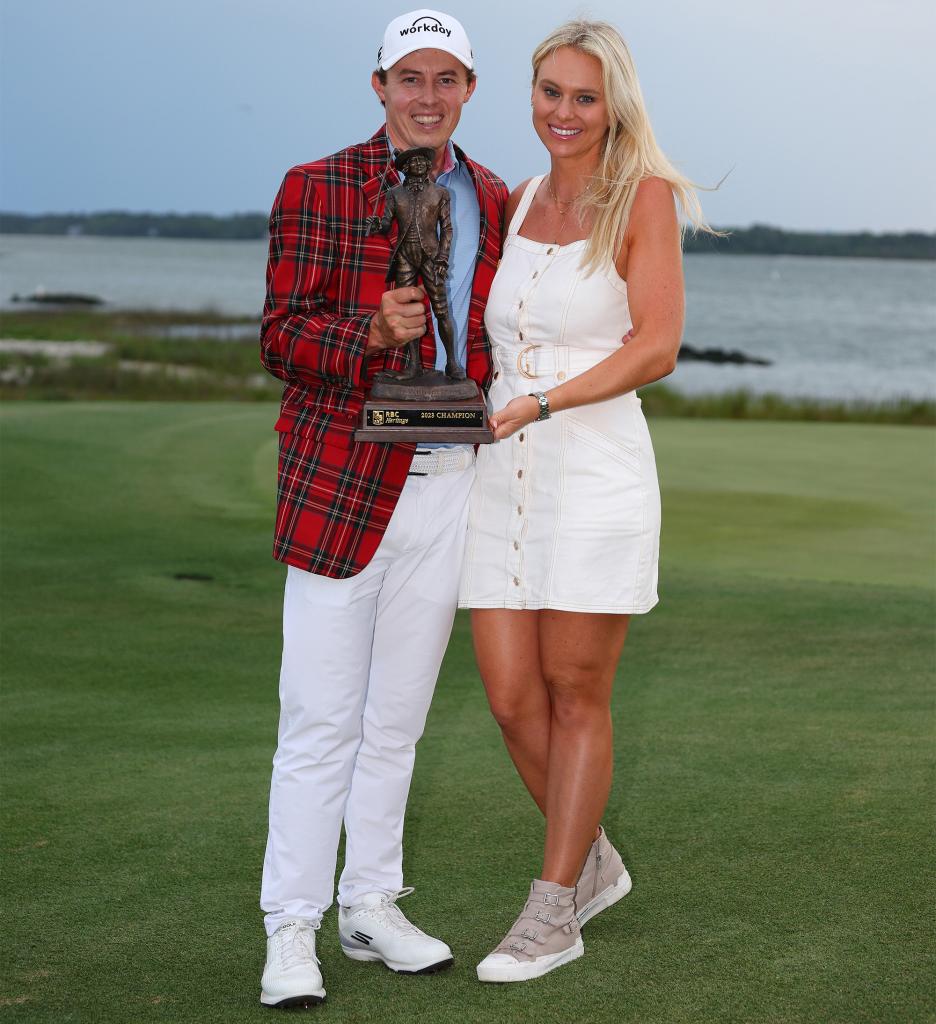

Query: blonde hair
left=532, top=20, right=715, bottom=272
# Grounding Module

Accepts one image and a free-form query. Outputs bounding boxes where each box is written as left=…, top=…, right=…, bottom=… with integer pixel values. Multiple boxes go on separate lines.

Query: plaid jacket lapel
left=360, top=130, right=401, bottom=212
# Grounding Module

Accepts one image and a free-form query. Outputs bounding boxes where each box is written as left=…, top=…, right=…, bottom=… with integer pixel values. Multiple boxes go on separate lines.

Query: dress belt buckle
left=516, top=344, right=540, bottom=380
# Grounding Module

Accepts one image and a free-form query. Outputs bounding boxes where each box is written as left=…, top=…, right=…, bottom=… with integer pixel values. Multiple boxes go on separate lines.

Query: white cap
left=377, top=9, right=474, bottom=71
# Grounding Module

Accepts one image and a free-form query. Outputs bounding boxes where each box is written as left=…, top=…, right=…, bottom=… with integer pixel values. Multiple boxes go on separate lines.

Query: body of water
left=1, top=234, right=934, bottom=402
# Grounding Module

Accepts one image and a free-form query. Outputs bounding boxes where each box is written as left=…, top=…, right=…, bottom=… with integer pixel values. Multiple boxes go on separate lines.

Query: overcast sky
left=1, top=0, right=933, bottom=231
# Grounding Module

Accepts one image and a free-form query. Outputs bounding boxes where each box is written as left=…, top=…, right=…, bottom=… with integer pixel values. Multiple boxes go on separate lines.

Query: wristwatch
left=528, top=391, right=551, bottom=421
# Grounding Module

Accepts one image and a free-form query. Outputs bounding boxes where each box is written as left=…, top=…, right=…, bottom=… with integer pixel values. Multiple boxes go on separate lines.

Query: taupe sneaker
left=476, top=879, right=584, bottom=982
left=575, top=826, right=632, bottom=926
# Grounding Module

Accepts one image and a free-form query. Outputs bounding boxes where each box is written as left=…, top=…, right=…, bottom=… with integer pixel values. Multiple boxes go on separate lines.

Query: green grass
left=1, top=405, right=933, bottom=1023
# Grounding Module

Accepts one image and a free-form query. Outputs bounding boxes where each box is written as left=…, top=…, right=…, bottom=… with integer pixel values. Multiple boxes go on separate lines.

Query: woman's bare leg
left=471, top=609, right=551, bottom=814
left=538, top=610, right=630, bottom=886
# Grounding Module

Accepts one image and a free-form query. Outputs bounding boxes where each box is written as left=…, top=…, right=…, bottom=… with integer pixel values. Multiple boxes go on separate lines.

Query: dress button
left=513, top=577, right=520, bottom=586
left=519, top=331, right=524, bottom=340
left=517, top=506, right=523, bottom=515
left=547, top=247, right=555, bottom=255
left=532, top=271, right=538, bottom=278
left=557, top=371, right=566, bottom=381
left=519, top=300, right=524, bottom=309
left=518, top=432, right=524, bottom=442
left=493, top=371, right=499, bottom=379
left=517, top=470, right=523, bottom=479
left=513, top=541, right=520, bottom=550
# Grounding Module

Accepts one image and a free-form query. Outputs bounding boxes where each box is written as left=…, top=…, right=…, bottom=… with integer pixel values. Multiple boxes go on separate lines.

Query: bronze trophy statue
left=355, top=147, right=493, bottom=442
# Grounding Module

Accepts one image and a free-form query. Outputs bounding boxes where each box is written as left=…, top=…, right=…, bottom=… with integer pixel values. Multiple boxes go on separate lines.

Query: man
left=258, top=8, right=506, bottom=1010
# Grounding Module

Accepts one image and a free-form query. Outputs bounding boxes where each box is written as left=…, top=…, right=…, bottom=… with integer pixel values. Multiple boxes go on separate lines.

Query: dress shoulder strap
left=506, top=175, right=545, bottom=236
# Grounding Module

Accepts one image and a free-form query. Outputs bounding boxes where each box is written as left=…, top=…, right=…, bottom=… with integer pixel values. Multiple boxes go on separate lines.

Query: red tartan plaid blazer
left=260, top=127, right=507, bottom=578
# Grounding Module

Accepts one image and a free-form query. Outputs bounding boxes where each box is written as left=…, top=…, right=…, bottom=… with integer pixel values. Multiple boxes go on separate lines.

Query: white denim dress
left=459, top=175, right=661, bottom=614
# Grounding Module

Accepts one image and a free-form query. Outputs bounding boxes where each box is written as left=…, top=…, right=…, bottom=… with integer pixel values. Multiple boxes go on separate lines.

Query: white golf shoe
left=338, top=887, right=453, bottom=974
left=260, top=918, right=326, bottom=1009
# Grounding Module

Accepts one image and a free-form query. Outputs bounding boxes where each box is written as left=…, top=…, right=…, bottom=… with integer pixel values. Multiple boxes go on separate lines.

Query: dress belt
left=498, top=343, right=622, bottom=381
left=407, top=447, right=476, bottom=476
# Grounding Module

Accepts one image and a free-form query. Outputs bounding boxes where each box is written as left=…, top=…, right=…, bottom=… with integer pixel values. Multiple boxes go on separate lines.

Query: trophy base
left=356, top=375, right=494, bottom=443
left=370, top=368, right=478, bottom=402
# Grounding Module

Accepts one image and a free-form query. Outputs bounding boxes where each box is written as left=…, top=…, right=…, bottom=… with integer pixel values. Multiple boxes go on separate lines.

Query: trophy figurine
left=355, top=147, right=493, bottom=442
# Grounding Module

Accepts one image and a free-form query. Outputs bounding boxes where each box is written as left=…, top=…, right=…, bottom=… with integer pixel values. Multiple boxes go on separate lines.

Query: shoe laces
left=358, top=887, right=422, bottom=936
left=276, top=919, right=320, bottom=970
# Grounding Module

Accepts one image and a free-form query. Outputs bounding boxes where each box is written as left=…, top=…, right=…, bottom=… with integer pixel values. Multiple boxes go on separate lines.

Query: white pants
left=261, top=465, right=474, bottom=935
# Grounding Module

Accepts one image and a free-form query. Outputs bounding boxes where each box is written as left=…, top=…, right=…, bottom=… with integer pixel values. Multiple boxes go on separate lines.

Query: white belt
left=408, top=447, right=475, bottom=476
left=499, top=344, right=620, bottom=381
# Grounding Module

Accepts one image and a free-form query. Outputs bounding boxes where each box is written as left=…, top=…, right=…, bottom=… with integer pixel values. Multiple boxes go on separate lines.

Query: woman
left=459, top=20, right=711, bottom=982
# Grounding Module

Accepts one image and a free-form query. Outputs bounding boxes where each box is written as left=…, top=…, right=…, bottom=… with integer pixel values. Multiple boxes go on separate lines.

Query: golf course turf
left=1, top=403, right=932, bottom=1023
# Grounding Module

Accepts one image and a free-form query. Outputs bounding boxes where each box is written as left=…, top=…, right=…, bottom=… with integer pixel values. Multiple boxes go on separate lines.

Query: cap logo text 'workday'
left=400, top=16, right=452, bottom=39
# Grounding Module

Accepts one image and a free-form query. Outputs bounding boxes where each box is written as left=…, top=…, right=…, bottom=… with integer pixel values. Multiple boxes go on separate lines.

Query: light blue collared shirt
left=427, top=141, right=480, bottom=450
left=430, top=141, right=480, bottom=376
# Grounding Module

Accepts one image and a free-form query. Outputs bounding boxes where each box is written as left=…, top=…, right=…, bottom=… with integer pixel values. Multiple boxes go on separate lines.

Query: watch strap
left=529, top=391, right=551, bottom=421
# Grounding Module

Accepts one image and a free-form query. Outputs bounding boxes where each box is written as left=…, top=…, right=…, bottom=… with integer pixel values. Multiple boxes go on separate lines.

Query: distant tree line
left=683, top=223, right=936, bottom=260
left=2, top=211, right=934, bottom=259
left=0, top=212, right=268, bottom=240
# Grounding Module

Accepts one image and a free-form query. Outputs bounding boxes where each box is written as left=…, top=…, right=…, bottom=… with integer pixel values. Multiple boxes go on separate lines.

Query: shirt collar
left=438, top=141, right=458, bottom=176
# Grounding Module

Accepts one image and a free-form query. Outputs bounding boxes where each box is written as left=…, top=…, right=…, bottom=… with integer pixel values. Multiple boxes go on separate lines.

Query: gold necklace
left=546, top=174, right=592, bottom=211
left=546, top=174, right=592, bottom=244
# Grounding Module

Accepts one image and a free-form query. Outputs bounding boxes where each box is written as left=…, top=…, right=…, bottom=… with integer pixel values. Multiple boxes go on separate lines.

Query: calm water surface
left=1, top=235, right=933, bottom=401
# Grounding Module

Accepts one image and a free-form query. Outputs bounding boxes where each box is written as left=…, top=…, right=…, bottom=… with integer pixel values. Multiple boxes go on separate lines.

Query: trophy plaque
left=355, top=146, right=493, bottom=444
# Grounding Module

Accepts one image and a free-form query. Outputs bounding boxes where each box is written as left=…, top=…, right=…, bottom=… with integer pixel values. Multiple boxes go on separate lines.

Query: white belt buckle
left=516, top=344, right=540, bottom=380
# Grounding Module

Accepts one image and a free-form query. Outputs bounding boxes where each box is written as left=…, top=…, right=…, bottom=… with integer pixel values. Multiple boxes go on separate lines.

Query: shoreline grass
left=640, top=383, right=935, bottom=426
left=1, top=308, right=933, bottom=424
